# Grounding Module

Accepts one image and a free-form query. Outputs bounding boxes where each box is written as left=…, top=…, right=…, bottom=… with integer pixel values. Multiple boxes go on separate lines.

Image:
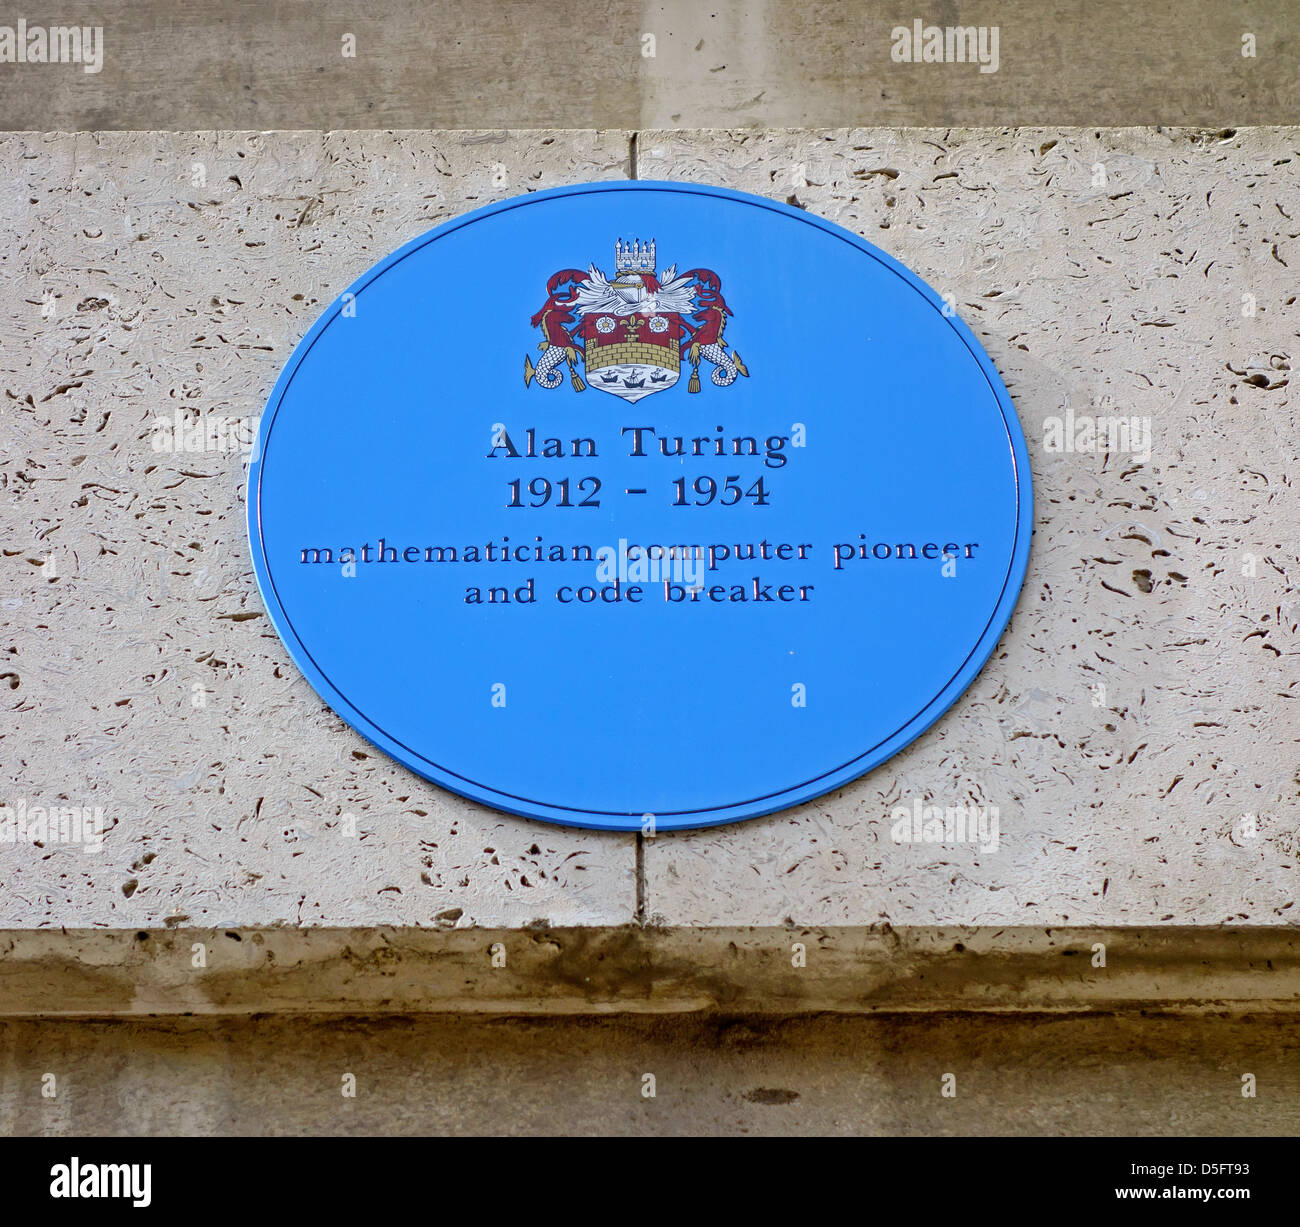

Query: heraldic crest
left=524, top=239, right=749, bottom=404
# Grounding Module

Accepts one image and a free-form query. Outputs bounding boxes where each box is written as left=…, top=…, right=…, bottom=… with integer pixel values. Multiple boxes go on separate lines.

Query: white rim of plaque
left=248, top=181, right=1034, bottom=832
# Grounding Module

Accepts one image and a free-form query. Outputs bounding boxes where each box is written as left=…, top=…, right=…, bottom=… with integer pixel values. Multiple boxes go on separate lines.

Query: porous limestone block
left=636, top=127, right=1299, bottom=926
left=0, top=130, right=636, bottom=927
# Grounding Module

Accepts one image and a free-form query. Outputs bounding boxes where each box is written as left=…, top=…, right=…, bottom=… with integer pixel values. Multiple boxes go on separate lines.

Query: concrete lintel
left=0, top=2, right=1294, bottom=130
left=0, top=927, right=1297, bottom=1018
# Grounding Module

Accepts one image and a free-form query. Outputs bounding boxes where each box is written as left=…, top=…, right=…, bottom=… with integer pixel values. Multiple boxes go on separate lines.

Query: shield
left=583, top=309, right=682, bottom=403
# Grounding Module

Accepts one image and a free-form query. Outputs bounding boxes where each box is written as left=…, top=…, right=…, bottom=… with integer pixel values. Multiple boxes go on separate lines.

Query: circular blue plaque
left=248, top=182, right=1032, bottom=831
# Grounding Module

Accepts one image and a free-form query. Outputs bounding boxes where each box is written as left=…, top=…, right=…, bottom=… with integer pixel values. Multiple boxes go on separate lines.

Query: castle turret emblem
left=525, top=239, right=749, bottom=403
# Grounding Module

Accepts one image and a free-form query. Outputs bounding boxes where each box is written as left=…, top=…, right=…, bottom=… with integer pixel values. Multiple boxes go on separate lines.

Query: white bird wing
left=647, top=269, right=698, bottom=315
left=573, top=264, right=627, bottom=316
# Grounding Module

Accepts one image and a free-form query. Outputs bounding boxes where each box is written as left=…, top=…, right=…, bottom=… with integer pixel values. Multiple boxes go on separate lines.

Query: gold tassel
left=565, top=347, right=585, bottom=391
left=688, top=365, right=701, bottom=394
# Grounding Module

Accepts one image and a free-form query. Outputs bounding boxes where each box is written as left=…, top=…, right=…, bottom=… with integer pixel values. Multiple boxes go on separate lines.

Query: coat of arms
left=524, top=239, right=749, bottom=403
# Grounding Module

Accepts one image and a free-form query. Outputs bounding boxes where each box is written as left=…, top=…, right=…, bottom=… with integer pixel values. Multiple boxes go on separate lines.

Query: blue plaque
left=248, top=182, right=1032, bottom=831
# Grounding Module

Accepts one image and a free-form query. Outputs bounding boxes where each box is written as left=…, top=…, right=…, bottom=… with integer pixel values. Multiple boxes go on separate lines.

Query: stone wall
left=2, top=128, right=1295, bottom=935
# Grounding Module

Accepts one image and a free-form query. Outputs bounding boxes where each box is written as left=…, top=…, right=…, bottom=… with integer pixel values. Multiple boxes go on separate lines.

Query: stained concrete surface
left=2, top=1011, right=1298, bottom=1136
left=0, top=2, right=1295, bottom=130
left=1, top=126, right=1297, bottom=934
left=2, top=928, right=1297, bottom=1018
